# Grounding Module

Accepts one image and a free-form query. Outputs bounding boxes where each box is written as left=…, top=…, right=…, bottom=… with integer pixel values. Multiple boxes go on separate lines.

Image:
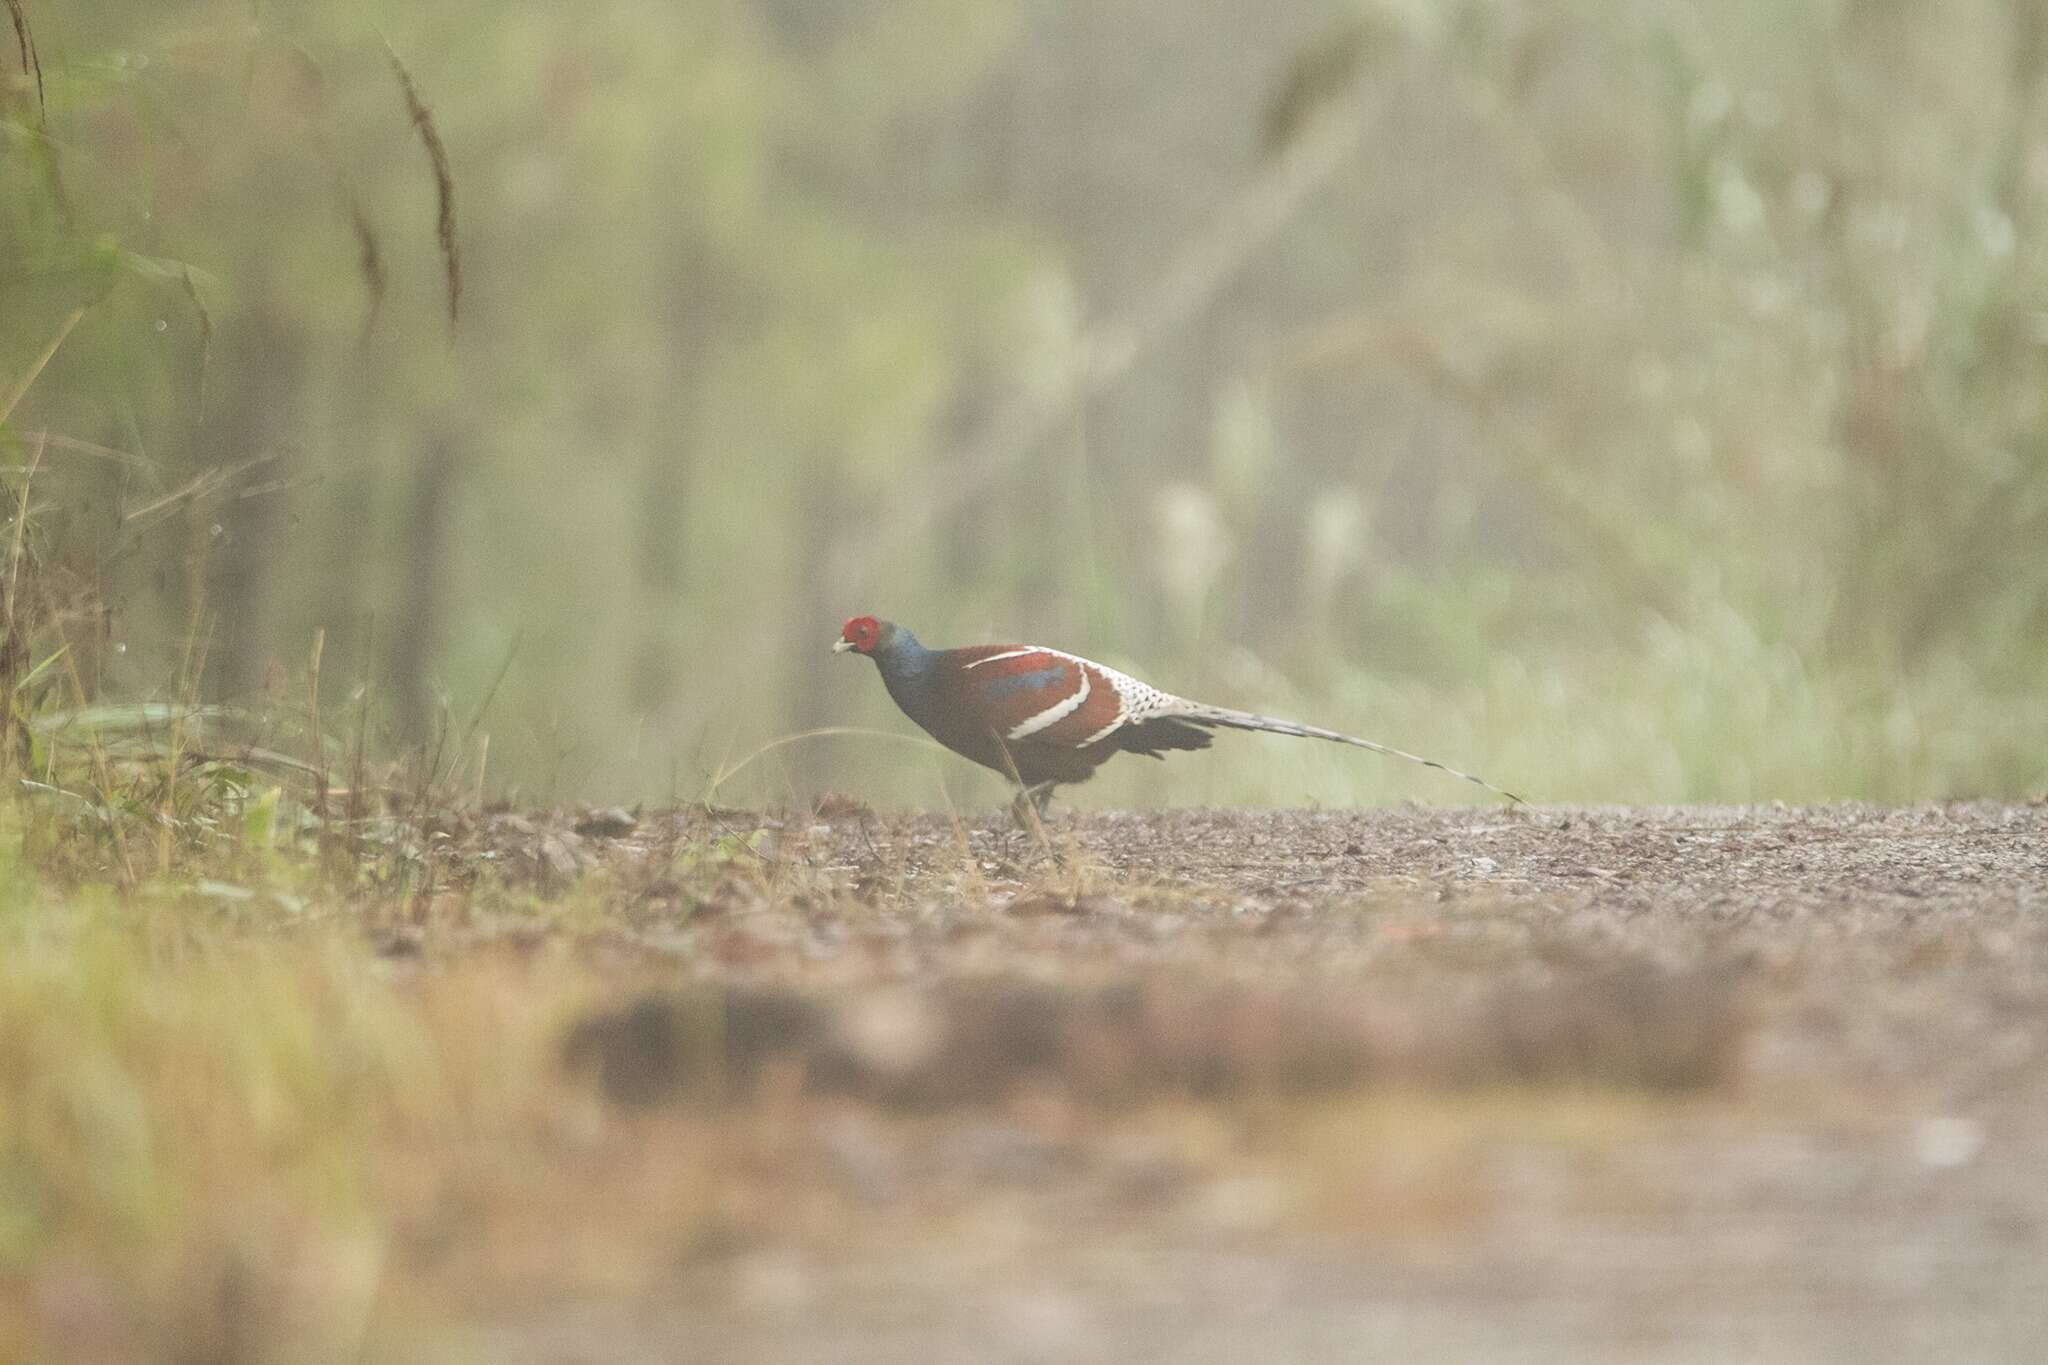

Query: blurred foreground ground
left=14, top=803, right=2048, bottom=1363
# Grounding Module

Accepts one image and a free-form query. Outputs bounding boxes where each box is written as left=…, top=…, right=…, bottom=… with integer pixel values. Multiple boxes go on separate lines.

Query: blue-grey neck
left=870, top=621, right=939, bottom=715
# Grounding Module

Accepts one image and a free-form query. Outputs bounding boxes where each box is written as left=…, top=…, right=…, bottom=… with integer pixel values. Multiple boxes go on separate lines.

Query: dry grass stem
left=382, top=37, right=460, bottom=334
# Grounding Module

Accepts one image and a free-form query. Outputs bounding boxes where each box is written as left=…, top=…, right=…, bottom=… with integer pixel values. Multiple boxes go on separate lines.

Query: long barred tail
left=1172, top=703, right=1526, bottom=806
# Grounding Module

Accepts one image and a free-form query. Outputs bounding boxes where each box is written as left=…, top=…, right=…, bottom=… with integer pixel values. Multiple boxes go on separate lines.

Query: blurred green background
left=4, top=0, right=2045, bottom=809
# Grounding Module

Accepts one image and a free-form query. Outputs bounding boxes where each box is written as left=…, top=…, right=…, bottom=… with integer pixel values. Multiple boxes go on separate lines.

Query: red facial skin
left=839, top=616, right=882, bottom=654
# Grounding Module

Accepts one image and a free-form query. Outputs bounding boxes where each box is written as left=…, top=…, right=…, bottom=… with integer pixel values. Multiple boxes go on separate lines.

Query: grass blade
left=381, top=37, right=460, bottom=336
left=706, top=726, right=948, bottom=802
left=0, top=307, right=85, bottom=431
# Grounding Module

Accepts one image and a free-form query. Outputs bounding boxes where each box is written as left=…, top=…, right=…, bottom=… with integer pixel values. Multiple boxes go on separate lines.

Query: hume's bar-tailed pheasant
left=833, top=616, right=1522, bottom=818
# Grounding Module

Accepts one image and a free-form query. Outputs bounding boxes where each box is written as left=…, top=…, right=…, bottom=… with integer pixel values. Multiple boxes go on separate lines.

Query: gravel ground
left=450, top=802, right=2048, bottom=1364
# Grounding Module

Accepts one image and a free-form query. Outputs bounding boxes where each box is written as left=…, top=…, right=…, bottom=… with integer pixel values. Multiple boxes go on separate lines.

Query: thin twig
left=0, top=431, right=41, bottom=771
left=306, top=627, right=328, bottom=850
left=0, top=308, right=86, bottom=430
left=5, top=0, right=45, bottom=121
left=461, top=627, right=521, bottom=748
left=2, top=430, right=41, bottom=653
left=16, top=431, right=156, bottom=470
left=120, top=451, right=281, bottom=527
left=704, top=726, right=949, bottom=802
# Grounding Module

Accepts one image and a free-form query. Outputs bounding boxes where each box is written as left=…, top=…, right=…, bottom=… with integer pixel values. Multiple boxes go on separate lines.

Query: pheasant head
left=832, top=615, right=886, bottom=656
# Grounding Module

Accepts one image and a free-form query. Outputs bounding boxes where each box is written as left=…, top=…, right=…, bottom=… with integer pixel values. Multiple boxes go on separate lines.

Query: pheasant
left=833, top=615, right=1522, bottom=820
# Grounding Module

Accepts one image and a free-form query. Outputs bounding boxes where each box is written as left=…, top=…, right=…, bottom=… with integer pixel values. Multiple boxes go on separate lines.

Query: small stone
left=574, top=806, right=638, bottom=838
left=538, top=833, right=583, bottom=883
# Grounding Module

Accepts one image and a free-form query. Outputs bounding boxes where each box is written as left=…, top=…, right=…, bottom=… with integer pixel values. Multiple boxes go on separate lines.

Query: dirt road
left=450, top=802, right=2048, bottom=1363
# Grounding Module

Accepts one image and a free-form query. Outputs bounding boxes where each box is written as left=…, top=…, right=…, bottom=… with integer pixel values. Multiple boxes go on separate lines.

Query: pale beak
left=831, top=638, right=854, bottom=654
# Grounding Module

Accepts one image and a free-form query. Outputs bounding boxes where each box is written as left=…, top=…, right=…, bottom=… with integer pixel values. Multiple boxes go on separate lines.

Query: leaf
left=12, top=642, right=67, bottom=695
